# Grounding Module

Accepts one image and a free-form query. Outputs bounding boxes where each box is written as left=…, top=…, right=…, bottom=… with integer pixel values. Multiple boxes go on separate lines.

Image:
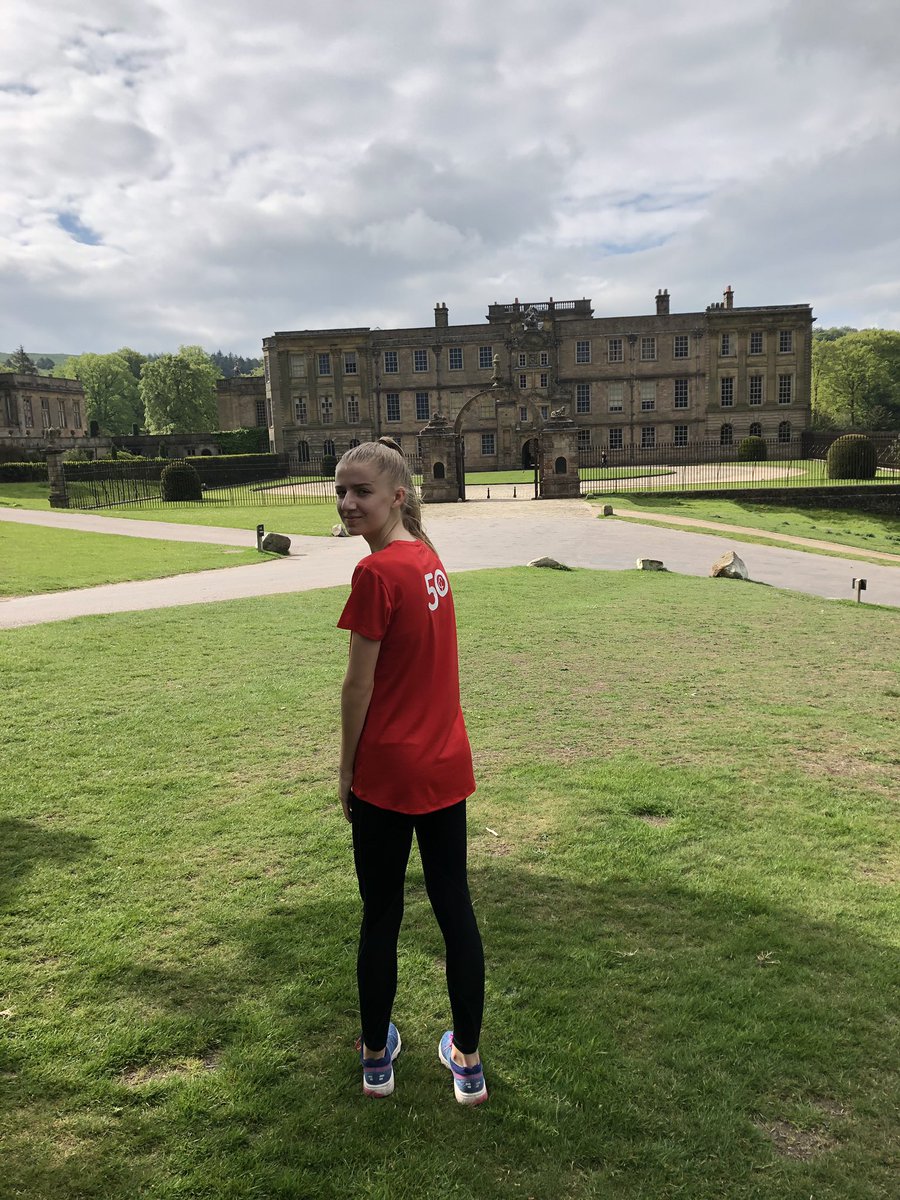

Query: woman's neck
left=364, top=519, right=416, bottom=552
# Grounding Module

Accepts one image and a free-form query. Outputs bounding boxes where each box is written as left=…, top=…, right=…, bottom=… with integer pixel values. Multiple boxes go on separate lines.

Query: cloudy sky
left=1, top=0, right=898, bottom=355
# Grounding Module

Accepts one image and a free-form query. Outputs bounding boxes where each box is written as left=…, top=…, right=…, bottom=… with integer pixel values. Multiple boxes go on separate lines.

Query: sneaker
left=438, top=1031, right=488, bottom=1106
left=356, top=1023, right=402, bottom=1098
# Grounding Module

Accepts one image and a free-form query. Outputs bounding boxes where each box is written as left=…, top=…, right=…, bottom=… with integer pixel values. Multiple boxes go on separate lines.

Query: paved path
left=2, top=501, right=899, bottom=628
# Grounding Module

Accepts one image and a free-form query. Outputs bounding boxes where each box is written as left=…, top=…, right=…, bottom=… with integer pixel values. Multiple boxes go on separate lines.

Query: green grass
left=0, top=482, right=53, bottom=510
left=1, top=570, right=898, bottom=1199
left=595, top=495, right=900, bottom=558
left=0, top=523, right=276, bottom=596
left=466, top=468, right=670, bottom=485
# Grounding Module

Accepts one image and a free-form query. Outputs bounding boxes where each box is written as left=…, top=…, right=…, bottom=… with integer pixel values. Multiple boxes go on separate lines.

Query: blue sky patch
left=57, top=212, right=102, bottom=245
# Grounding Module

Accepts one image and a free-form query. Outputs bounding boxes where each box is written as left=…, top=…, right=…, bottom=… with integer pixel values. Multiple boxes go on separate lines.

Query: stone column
left=539, top=411, right=581, bottom=498
left=419, top=413, right=459, bottom=503
left=45, top=428, right=70, bottom=508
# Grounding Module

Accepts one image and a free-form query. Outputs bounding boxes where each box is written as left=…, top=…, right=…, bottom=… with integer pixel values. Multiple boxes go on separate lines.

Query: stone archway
left=452, top=386, right=545, bottom=500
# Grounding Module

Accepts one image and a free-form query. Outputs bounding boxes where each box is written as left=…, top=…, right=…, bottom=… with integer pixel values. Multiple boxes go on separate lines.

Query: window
left=294, top=396, right=308, bottom=423
left=349, top=438, right=360, bottom=448
left=640, top=381, right=656, bottom=411
left=317, top=352, right=331, bottom=376
left=24, top=398, right=33, bottom=426
left=519, top=374, right=527, bottom=389
left=720, top=423, right=733, bottom=446
left=540, top=351, right=549, bottom=366
left=720, top=333, right=734, bottom=356
left=640, top=336, right=656, bottom=361
left=576, top=340, right=591, bottom=364
left=674, top=424, right=688, bottom=447
left=673, top=334, right=689, bottom=359
left=674, top=378, right=689, bottom=409
left=778, top=374, right=793, bottom=404
left=343, top=352, right=357, bottom=375
left=320, top=396, right=333, bottom=424
left=748, top=375, right=764, bottom=405
left=297, top=439, right=310, bottom=463
left=415, top=392, right=430, bottom=421
left=607, top=338, right=623, bottom=363
left=346, top=395, right=360, bottom=423
left=641, top=426, right=656, bottom=448
left=448, top=347, right=463, bottom=370
left=478, top=345, right=493, bottom=369
left=779, top=330, right=793, bottom=353
left=323, top=438, right=336, bottom=457
left=290, top=353, right=307, bottom=378
left=518, top=352, right=526, bottom=368
left=749, top=331, right=764, bottom=355
left=749, top=422, right=762, bottom=438
left=539, top=372, right=549, bottom=388
left=255, top=399, right=266, bottom=426
left=57, top=400, right=66, bottom=426
left=481, top=433, right=495, bottom=456
left=413, top=348, right=428, bottom=372
left=385, top=393, right=400, bottom=422
left=778, top=420, right=791, bottom=442
left=609, top=427, right=623, bottom=450
left=383, top=350, right=399, bottom=373
left=3, top=395, right=15, bottom=424
left=41, top=398, right=50, bottom=428
left=575, top=383, right=591, bottom=414
left=540, top=405, right=549, bottom=420
left=73, top=400, right=81, bottom=427
left=720, top=377, right=734, bottom=407
left=577, top=428, right=591, bottom=449
left=519, top=406, right=528, bottom=422
left=608, top=382, right=624, bottom=412
left=392, top=434, right=402, bottom=447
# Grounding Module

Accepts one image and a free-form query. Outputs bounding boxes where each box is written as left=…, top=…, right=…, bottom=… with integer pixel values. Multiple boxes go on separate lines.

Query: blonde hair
left=337, top=438, right=437, bottom=552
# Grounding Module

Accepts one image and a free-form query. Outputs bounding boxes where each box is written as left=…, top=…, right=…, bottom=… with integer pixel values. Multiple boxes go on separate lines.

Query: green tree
left=35, top=356, right=56, bottom=371
left=812, top=333, right=895, bottom=429
left=813, top=326, right=857, bottom=343
left=59, top=353, right=141, bottom=434
left=5, top=345, right=38, bottom=374
left=115, top=347, right=147, bottom=382
left=140, top=346, right=220, bottom=434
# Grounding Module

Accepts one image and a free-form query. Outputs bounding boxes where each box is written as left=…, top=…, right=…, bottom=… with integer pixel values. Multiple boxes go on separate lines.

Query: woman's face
left=335, top=462, right=405, bottom=541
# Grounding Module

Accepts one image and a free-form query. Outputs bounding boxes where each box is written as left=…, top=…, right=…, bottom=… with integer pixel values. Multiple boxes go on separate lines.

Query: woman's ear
left=392, top=486, right=407, bottom=510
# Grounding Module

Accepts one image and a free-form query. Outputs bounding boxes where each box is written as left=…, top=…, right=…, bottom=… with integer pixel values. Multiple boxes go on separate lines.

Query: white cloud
left=0, top=0, right=898, bottom=352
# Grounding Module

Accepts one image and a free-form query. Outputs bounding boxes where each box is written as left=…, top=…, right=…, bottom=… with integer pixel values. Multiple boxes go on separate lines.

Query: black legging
left=350, top=793, right=484, bottom=1055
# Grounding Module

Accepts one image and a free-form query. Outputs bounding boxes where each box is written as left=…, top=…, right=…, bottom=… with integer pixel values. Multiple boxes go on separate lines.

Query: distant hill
left=1, top=352, right=73, bottom=375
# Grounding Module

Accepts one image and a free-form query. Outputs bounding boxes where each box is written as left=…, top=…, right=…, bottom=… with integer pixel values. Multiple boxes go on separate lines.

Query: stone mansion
left=261, top=287, right=814, bottom=468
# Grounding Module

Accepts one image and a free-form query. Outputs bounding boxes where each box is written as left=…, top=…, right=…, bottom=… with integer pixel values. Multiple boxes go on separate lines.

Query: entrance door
left=455, top=436, right=466, bottom=501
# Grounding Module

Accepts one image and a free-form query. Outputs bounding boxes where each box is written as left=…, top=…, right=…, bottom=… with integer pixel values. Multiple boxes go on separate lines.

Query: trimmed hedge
left=208, top=427, right=269, bottom=455
left=0, top=462, right=48, bottom=482
left=737, top=436, right=767, bottom=462
left=827, top=434, right=877, bottom=480
left=160, top=461, right=203, bottom=501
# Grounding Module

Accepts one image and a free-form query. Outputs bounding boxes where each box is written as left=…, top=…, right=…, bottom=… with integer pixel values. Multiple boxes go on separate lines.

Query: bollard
left=486, top=487, right=491, bottom=499
left=852, top=577, right=867, bottom=603
left=256, top=523, right=266, bottom=552
left=513, top=485, right=517, bottom=498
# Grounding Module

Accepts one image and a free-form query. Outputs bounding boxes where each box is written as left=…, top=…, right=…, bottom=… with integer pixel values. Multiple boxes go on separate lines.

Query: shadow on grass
left=0, top=817, right=94, bottom=912
left=5, top=852, right=895, bottom=1199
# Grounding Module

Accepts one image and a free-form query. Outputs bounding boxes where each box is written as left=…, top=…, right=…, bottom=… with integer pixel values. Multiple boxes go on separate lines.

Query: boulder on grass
left=261, top=532, right=291, bottom=555
left=710, top=550, right=749, bottom=579
left=636, top=558, right=666, bottom=571
left=527, top=557, right=571, bottom=571
left=331, top=523, right=349, bottom=537
left=601, top=505, right=613, bottom=516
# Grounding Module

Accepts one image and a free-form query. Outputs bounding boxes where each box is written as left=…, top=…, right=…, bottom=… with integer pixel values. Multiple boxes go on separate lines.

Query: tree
left=115, top=347, right=147, bottom=382
left=140, top=346, right=220, bottom=434
left=35, top=356, right=56, bottom=371
left=5, top=345, right=38, bottom=374
left=812, top=333, right=895, bottom=430
left=59, top=353, right=141, bottom=434
left=813, top=326, right=857, bottom=343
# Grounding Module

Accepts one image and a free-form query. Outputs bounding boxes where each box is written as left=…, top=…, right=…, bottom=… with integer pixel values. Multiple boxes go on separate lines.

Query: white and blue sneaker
left=438, top=1031, right=488, bottom=1106
left=357, top=1023, right=402, bottom=1098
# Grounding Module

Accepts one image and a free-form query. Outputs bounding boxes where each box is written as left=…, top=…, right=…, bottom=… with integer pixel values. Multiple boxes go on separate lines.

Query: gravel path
left=2, top=500, right=899, bottom=628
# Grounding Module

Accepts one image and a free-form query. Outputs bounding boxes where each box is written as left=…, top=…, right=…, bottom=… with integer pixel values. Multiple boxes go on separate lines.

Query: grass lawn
left=0, top=523, right=276, bottom=596
left=595, top=495, right=900, bottom=559
left=467, top=468, right=671, bottom=485
left=0, top=482, right=53, bottom=510
left=1, top=570, right=898, bottom=1199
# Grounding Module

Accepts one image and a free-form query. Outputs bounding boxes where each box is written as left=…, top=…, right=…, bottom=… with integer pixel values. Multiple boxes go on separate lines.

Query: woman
left=335, top=438, right=487, bottom=1105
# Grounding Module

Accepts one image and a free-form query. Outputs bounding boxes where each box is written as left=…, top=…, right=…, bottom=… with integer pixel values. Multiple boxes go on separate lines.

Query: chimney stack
left=655, top=288, right=670, bottom=316
left=434, top=302, right=449, bottom=328
left=724, top=285, right=734, bottom=310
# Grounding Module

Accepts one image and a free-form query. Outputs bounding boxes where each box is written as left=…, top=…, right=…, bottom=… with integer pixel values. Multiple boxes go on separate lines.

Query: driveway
left=2, top=500, right=898, bottom=628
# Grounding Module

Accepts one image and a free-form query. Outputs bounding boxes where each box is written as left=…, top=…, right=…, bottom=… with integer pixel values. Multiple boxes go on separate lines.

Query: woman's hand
left=339, top=770, right=354, bottom=822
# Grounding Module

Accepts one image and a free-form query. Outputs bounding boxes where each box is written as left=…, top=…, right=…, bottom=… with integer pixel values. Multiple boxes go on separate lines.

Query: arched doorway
left=452, top=388, right=544, bottom=500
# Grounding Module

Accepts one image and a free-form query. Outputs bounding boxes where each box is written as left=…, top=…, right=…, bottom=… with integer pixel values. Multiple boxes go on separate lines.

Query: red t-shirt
left=337, top=539, right=475, bottom=815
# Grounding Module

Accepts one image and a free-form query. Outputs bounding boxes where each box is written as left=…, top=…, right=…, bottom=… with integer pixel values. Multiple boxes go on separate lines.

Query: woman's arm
left=339, top=631, right=382, bottom=821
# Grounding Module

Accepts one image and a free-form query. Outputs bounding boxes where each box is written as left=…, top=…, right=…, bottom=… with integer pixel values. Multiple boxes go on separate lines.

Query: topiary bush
left=160, top=460, right=203, bottom=501
left=321, top=454, right=338, bottom=479
left=826, top=434, right=877, bottom=480
left=737, top=435, right=768, bottom=462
